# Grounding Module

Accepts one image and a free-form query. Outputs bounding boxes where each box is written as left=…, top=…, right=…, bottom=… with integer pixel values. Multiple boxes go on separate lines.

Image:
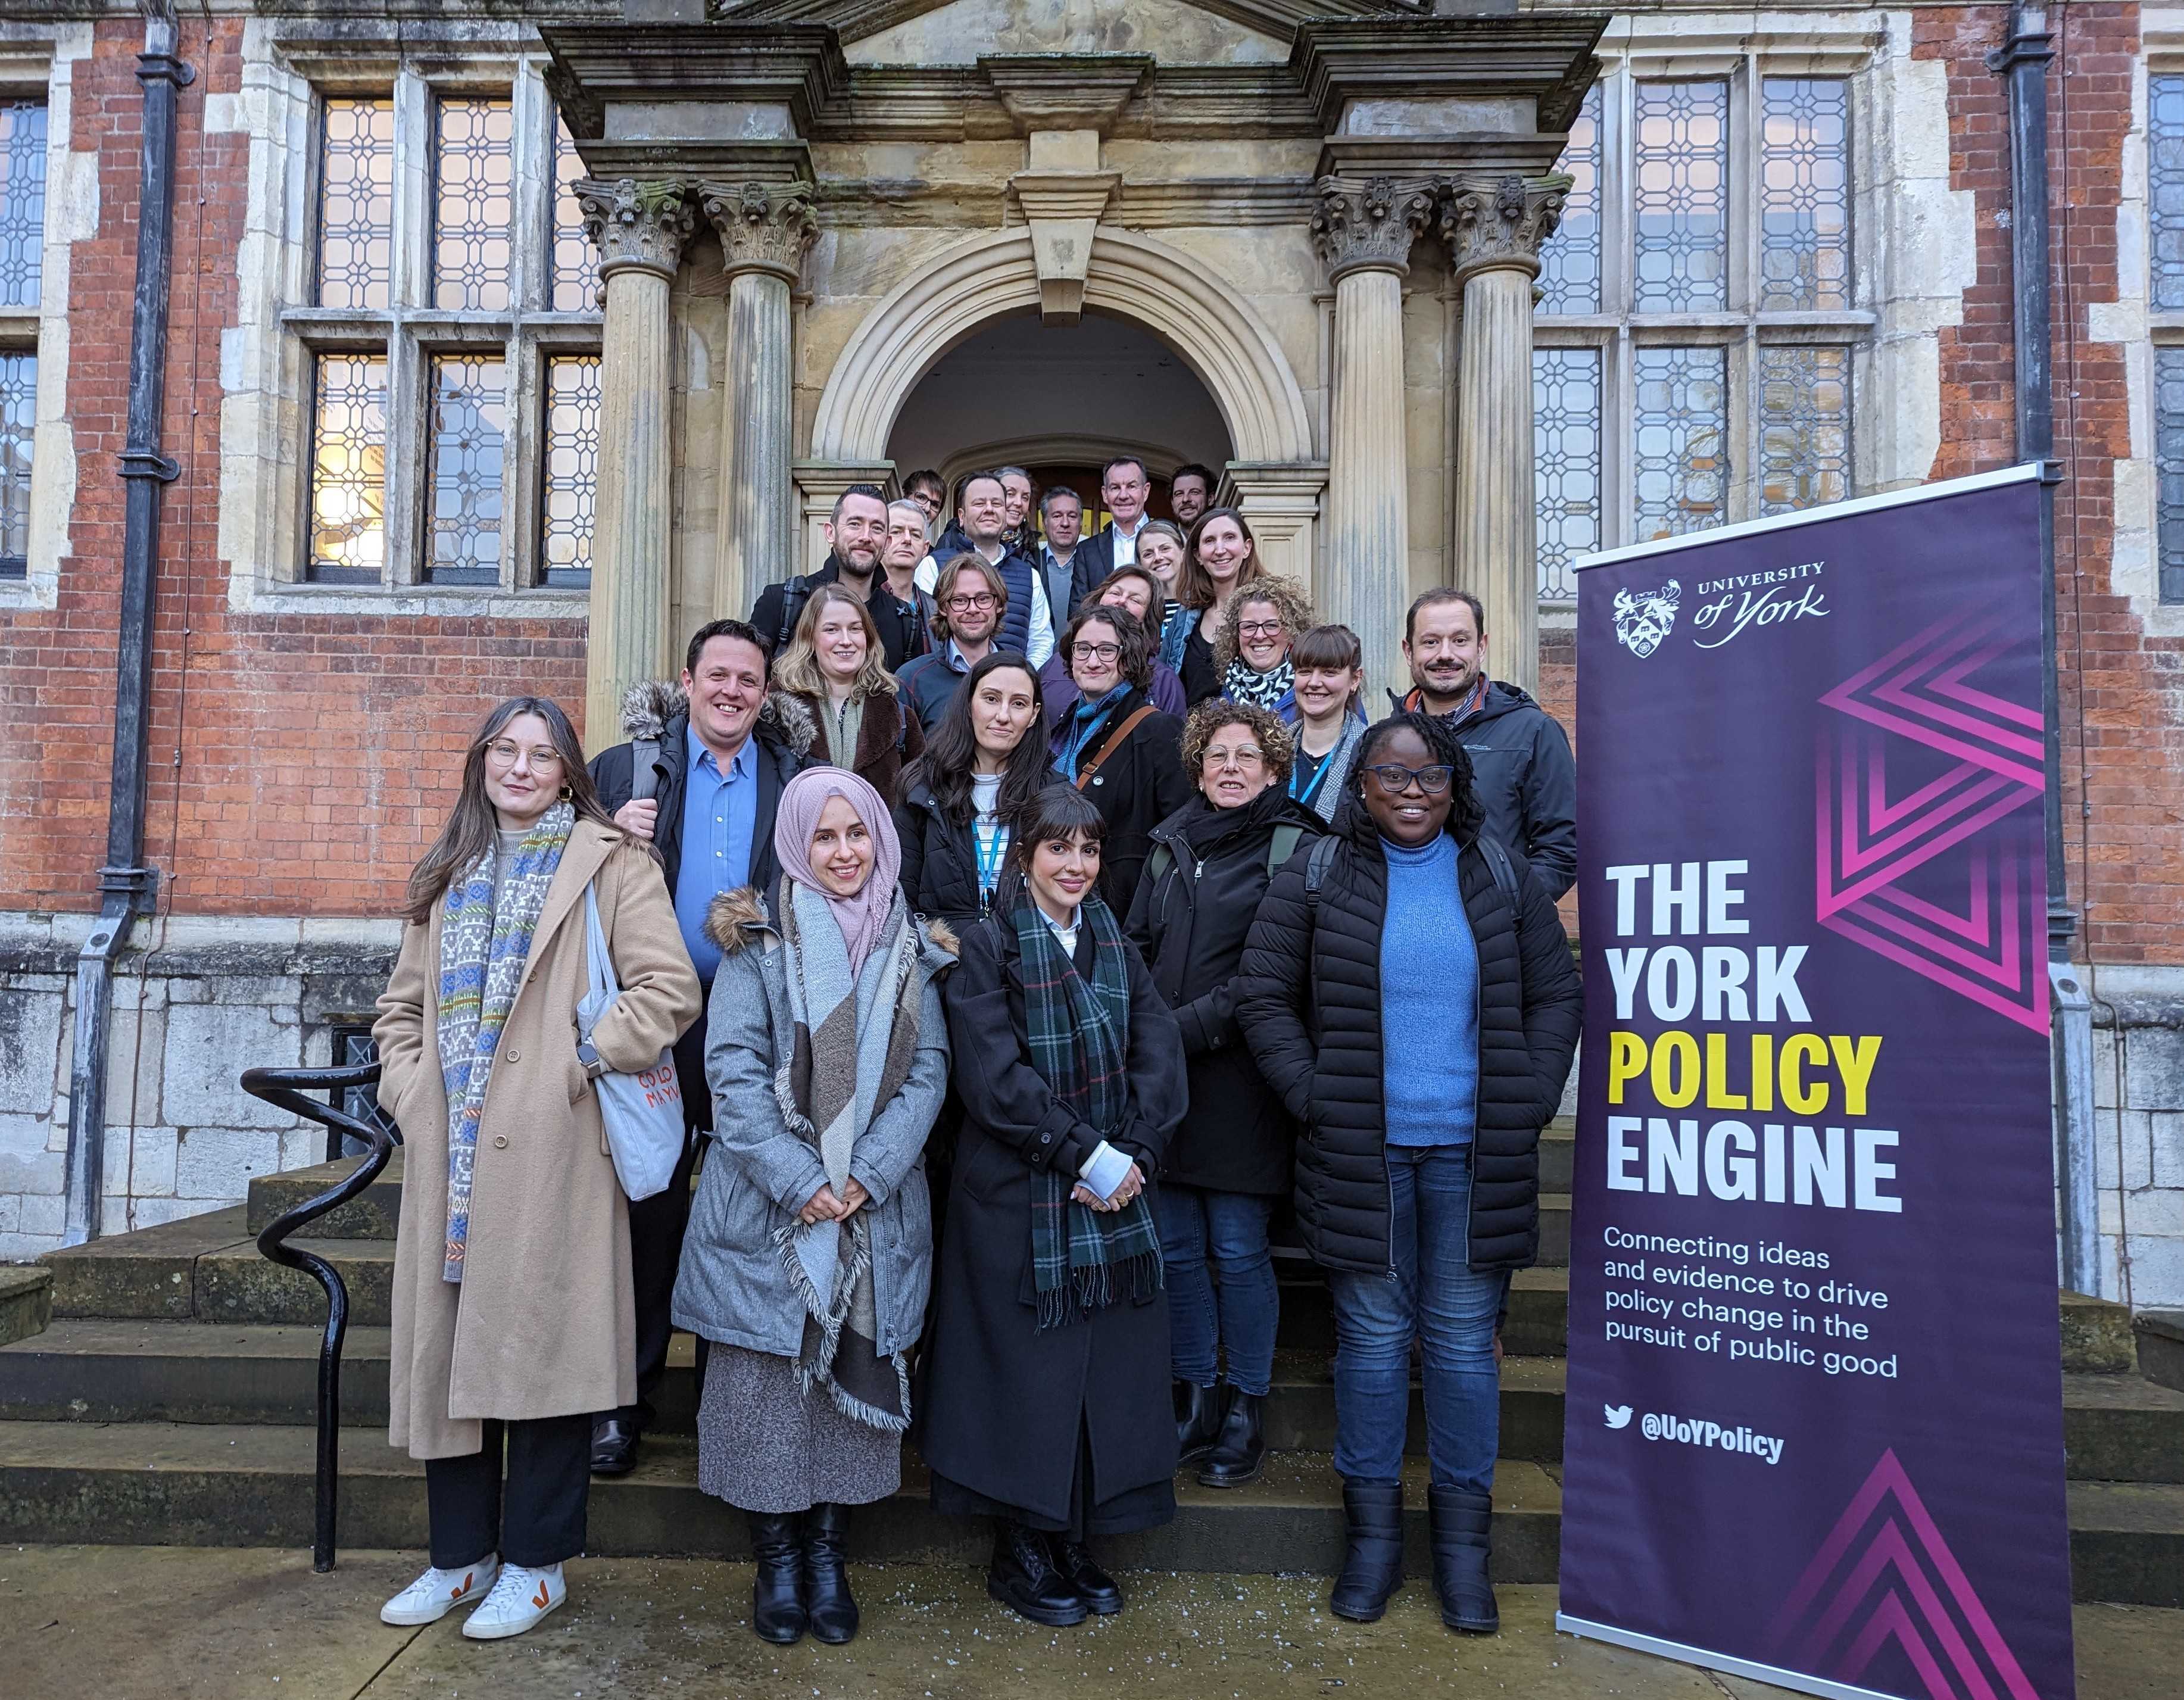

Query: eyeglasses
left=1074, top=641, right=1123, bottom=663
left=1204, top=745, right=1265, bottom=769
left=1237, top=620, right=1286, bottom=640
left=946, top=592, right=997, bottom=612
left=1364, top=763, right=1454, bottom=795
left=485, top=740, right=563, bottom=772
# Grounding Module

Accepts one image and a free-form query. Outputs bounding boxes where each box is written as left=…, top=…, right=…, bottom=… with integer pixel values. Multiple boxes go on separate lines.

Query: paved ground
left=3, top=1545, right=2174, bottom=1699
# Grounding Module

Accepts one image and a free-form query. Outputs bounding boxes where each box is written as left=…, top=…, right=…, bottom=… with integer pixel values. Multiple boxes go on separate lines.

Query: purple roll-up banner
left=1556, top=464, right=2075, bottom=1700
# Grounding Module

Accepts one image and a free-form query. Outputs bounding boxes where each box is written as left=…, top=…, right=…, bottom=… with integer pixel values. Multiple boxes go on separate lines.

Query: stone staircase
left=1, top=1121, right=2179, bottom=1603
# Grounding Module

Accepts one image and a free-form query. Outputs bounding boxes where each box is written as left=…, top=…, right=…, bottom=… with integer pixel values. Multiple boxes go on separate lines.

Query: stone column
left=1443, top=174, right=1570, bottom=701
left=578, top=179, right=696, bottom=754
left=1312, top=177, right=1434, bottom=702
left=706, top=182, right=818, bottom=623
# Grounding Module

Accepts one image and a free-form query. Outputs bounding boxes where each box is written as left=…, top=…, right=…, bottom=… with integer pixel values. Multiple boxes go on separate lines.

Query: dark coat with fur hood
left=779, top=684, right=924, bottom=807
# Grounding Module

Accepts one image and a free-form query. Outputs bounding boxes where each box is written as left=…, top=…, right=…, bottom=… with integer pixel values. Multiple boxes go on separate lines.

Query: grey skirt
left=695, top=1343, right=903, bottom=1514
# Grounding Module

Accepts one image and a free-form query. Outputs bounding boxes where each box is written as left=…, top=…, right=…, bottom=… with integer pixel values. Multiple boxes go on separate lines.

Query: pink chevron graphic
left=1816, top=613, right=2045, bottom=1033
left=1765, top=1450, right=2039, bottom=1700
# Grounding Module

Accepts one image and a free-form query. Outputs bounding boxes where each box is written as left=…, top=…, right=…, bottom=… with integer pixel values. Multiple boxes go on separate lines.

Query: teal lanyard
left=1292, top=745, right=1334, bottom=809
left=974, top=813, right=1010, bottom=906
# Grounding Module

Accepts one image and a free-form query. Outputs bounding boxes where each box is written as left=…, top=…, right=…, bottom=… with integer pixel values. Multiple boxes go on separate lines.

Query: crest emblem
left=1613, top=580, right=1682, bottom=658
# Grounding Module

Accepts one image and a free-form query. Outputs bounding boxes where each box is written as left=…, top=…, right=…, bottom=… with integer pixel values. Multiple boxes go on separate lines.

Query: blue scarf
left=1055, top=684, right=1130, bottom=782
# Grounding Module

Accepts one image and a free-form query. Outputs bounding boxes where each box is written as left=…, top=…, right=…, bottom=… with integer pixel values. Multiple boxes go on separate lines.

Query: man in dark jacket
left=1397, top=588, right=1577, bottom=899
left=922, top=471, right=1052, bottom=663
left=1071, top=456, right=1155, bottom=588
left=585, top=616, right=816, bottom=1477
left=748, top=484, right=925, bottom=671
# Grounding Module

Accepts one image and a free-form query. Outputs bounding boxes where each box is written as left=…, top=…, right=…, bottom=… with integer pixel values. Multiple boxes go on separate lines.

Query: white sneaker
left=380, top=1556, right=500, bottom=1626
left=460, top=1561, right=567, bottom=1640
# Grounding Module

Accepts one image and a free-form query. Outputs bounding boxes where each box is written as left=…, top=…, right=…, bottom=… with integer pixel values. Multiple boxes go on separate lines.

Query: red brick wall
left=0, top=20, right=584, bottom=921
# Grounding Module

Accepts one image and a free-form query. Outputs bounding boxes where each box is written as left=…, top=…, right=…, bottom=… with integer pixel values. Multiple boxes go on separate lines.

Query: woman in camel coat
left=373, top=694, right=701, bottom=1640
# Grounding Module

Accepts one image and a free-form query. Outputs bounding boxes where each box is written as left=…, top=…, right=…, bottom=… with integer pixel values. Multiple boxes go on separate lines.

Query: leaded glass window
left=433, top=97, right=514, bottom=313
left=542, top=355, right=601, bottom=587
left=1533, top=349, right=1601, bottom=598
left=1633, top=81, right=1728, bottom=312
left=1758, top=347, right=1851, bottom=516
left=0, top=102, right=47, bottom=310
left=1539, top=85, right=1601, bottom=316
left=0, top=353, right=32, bottom=575
left=553, top=120, right=601, bottom=314
left=2157, top=348, right=2184, bottom=604
left=317, top=98, right=393, bottom=311
left=425, top=355, right=507, bottom=584
left=2151, top=77, right=2184, bottom=313
left=1633, top=347, right=1728, bottom=540
left=307, top=355, right=388, bottom=582
left=1759, top=79, right=1851, bottom=312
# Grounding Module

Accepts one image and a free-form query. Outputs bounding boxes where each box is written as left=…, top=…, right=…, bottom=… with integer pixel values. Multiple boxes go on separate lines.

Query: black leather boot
left=1429, top=1484, right=1497, bottom=1634
left=987, top=1521, right=1088, bottom=1627
left=1046, top=1534, right=1122, bottom=1615
left=1327, top=1480, right=1405, bottom=1623
left=1197, top=1387, right=1265, bottom=1488
left=589, top=1415, right=638, bottom=1477
left=1174, top=1379, right=1224, bottom=1466
left=747, top=1511, right=807, bottom=1644
left=803, top=1503, right=859, bottom=1645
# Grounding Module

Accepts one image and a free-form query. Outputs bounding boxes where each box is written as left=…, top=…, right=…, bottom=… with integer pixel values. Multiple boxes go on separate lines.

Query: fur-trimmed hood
left=704, top=883, right=960, bottom=966
left=615, top=679, right=819, bottom=760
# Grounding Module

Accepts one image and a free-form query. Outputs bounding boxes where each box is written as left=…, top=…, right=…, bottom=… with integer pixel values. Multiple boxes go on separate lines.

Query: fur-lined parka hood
left=703, top=884, right=959, bottom=969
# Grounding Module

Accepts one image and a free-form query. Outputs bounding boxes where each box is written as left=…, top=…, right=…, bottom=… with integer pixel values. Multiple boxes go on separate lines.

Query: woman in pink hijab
left=671, top=768, right=959, bottom=1647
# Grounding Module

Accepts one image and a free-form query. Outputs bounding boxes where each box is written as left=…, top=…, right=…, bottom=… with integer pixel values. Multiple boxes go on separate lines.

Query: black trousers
left=615, top=1015, right=710, bottom=1429
left=425, top=1414, right=591, bottom=1569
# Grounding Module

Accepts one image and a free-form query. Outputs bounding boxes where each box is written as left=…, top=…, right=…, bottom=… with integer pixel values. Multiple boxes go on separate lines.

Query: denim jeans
left=1156, top=1185, right=1279, bottom=1397
left=1325, top=1144, right=1505, bottom=1494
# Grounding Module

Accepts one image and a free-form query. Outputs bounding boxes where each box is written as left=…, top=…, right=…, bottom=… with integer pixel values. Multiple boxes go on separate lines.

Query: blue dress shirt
left=675, top=723, right=758, bottom=982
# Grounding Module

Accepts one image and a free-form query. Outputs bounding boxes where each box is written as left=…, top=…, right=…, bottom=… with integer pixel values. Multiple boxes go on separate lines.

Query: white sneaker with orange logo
left=459, top=1561, right=567, bottom=1640
left=380, top=1555, right=500, bottom=1626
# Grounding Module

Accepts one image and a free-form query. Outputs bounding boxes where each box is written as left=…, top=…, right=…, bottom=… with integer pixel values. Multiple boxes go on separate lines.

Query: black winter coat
left=750, top=556, right=927, bottom=673
left=894, top=778, right=990, bottom=932
left=1050, top=688, right=1191, bottom=920
left=1397, top=681, right=1578, bottom=899
left=1125, top=789, right=1323, bottom=1196
left=1234, top=815, right=1582, bottom=1275
left=918, top=909, right=1188, bottom=1526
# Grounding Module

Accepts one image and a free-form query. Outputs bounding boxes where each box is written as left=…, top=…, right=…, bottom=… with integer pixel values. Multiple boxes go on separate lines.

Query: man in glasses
left=1398, top=589, right=1576, bottom=899
left=896, top=554, right=1012, bottom=731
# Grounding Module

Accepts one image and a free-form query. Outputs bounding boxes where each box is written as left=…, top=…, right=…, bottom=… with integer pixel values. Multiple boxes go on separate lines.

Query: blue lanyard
left=1291, top=744, right=1334, bottom=809
left=974, top=813, right=1010, bottom=904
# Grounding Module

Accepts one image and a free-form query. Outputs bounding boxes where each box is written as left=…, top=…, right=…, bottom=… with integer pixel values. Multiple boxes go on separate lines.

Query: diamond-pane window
left=542, top=355, right=600, bottom=586
left=426, top=355, right=507, bottom=584
left=308, top=355, right=388, bottom=582
left=1533, top=348, right=1601, bottom=599
left=0, top=353, right=32, bottom=573
left=1633, top=346, right=1728, bottom=539
left=552, top=120, right=601, bottom=313
left=317, top=99, right=393, bottom=311
left=1759, top=80, right=1851, bottom=311
left=1539, top=85, right=1601, bottom=315
left=2155, top=77, right=2184, bottom=311
left=0, top=102, right=47, bottom=310
left=1633, top=82, right=1729, bottom=312
left=433, top=98, right=514, bottom=313
left=1759, top=346, right=1851, bottom=516
left=2157, top=348, right=2184, bottom=603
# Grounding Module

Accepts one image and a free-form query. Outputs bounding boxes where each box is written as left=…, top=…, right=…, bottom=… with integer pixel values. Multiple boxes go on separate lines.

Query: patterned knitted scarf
left=1011, top=894, right=1163, bottom=1330
left=1223, top=654, right=1294, bottom=711
left=434, top=800, right=574, bottom=1282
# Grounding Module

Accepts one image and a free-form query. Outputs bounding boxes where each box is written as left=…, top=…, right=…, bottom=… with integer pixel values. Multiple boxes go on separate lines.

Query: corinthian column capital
left=576, top=178, right=698, bottom=283
left=1311, top=176, right=1436, bottom=283
left=701, top=180, right=820, bottom=285
left=1437, top=173, right=1573, bottom=289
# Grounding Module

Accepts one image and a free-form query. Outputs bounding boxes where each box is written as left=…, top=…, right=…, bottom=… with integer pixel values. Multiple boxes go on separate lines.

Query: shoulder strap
left=1145, top=843, right=1174, bottom=888
left=1072, top=704, right=1159, bottom=790
left=1477, top=834, right=1520, bottom=909
left=773, top=573, right=813, bottom=653
left=1303, top=833, right=1339, bottom=902
left=1266, top=822, right=1305, bottom=879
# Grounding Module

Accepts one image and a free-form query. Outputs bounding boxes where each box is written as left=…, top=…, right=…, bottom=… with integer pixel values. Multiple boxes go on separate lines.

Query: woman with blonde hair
left=1213, top=576, right=1313, bottom=713
left=1160, top=507, right=1265, bottom=706
left=374, top=695, right=702, bottom=1640
left=771, top=582, right=925, bottom=804
left=1133, top=517, right=1187, bottom=595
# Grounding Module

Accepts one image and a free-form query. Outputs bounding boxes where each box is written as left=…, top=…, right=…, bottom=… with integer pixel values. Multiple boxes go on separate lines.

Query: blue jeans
left=1156, top=1186, right=1279, bottom=1398
left=1326, top=1144, right=1505, bottom=1494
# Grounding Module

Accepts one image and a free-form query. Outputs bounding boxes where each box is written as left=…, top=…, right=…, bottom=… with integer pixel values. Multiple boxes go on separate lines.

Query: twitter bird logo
left=1604, top=1404, right=1633, bottom=1430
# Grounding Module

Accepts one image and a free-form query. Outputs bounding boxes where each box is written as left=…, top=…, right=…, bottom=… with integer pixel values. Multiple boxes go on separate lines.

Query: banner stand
left=1556, top=1615, right=1910, bottom=1700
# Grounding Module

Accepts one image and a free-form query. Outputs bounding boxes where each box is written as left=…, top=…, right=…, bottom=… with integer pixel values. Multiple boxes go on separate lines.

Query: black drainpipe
left=62, top=4, right=192, bottom=1244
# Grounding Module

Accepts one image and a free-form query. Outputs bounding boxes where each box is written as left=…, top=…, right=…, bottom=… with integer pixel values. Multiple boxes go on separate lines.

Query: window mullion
left=503, top=331, right=541, bottom=589
left=389, top=70, right=432, bottom=314
left=383, top=329, right=427, bottom=587
left=510, top=67, right=553, bottom=316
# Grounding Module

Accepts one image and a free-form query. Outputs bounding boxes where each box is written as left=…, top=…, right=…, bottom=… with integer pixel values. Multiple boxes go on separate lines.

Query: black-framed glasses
left=1237, top=620, right=1286, bottom=639
left=1074, top=641, right=1123, bottom=662
left=946, top=592, right=997, bottom=611
left=1364, top=763, right=1454, bottom=795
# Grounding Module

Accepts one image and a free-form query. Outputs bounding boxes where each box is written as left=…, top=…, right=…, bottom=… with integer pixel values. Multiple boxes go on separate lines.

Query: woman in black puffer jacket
left=1235, top=712, right=1580, bottom=1637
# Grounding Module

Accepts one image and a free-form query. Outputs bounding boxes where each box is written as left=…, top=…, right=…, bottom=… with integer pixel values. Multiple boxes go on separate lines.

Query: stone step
left=245, top=1152, right=405, bottom=1241
left=2137, top=1309, right=2184, bottom=1395
left=0, top=1267, right=50, bottom=1347
left=0, top=1422, right=1562, bottom=1580
left=1274, top=1266, right=1570, bottom=1354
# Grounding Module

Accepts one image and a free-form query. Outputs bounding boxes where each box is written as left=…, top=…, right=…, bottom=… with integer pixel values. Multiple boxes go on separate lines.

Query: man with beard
left=1397, top=588, right=1576, bottom=899
left=749, top=485, right=924, bottom=672
left=1168, top=463, right=1215, bottom=531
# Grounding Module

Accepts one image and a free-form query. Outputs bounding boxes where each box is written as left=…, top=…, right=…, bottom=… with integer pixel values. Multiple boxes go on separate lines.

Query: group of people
left=369, top=457, right=1581, bottom=1648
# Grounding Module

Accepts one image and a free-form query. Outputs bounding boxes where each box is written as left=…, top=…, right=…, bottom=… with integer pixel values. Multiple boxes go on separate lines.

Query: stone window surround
left=2119, top=15, right=2184, bottom=638
left=222, top=22, right=596, bottom=620
left=1533, top=22, right=1881, bottom=612
left=0, top=24, right=93, bottom=617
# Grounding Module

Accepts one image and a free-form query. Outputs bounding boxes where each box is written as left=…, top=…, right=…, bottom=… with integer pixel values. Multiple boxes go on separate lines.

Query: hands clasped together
left=797, top=1177, right=872, bottom=1227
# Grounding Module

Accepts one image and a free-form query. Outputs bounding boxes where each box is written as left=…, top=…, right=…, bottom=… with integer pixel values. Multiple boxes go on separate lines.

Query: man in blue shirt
left=586, top=617, right=814, bottom=1474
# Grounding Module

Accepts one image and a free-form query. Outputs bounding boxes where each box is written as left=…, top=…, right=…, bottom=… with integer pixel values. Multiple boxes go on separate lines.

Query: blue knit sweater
left=1379, top=833, right=1480, bottom=1146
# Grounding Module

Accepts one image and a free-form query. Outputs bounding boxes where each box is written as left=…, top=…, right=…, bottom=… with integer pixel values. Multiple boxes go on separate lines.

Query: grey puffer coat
left=672, top=885, right=957, bottom=1360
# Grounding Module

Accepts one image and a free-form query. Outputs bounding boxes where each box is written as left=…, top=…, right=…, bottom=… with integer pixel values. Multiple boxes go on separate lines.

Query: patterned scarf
left=1224, top=654, right=1294, bottom=711
left=1011, top=894, right=1163, bottom=1330
left=435, top=800, right=575, bottom=1282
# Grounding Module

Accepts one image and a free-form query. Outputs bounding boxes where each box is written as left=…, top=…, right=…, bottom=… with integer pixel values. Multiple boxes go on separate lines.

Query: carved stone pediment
left=981, top=53, right=1152, bottom=134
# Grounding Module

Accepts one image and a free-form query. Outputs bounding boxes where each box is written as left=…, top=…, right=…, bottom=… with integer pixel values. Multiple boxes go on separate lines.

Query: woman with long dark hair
left=921, top=784, right=1188, bottom=1626
left=1160, top=507, right=1265, bottom=705
left=374, top=697, right=702, bottom=1640
left=1236, top=712, right=1581, bottom=1636
left=896, top=652, right=1049, bottom=929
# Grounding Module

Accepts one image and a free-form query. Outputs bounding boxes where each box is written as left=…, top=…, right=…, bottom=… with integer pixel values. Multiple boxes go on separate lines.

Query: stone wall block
left=0, top=1110, right=51, bottom=1160
left=165, top=1003, right=301, bottom=1130
left=0, top=1145, right=62, bottom=1197
left=2096, top=1109, right=2155, bottom=1191
left=2123, top=1026, right=2184, bottom=1112
left=130, top=1126, right=180, bottom=1198
left=2151, top=1112, right=2184, bottom=1190
left=16, top=1190, right=63, bottom=1237
left=174, top=1127, right=283, bottom=1201
left=0, top=988, right=63, bottom=1113
left=104, top=1002, right=165, bottom=1128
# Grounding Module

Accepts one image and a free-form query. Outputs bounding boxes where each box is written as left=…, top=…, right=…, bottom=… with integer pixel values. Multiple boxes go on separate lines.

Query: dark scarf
left=1223, top=654, right=1293, bottom=711
left=1011, top=894, right=1163, bottom=1330
left=1172, top=782, right=1295, bottom=861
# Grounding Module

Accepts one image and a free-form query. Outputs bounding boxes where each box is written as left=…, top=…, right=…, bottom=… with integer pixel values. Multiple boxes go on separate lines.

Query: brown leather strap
left=1072, top=704, right=1157, bottom=790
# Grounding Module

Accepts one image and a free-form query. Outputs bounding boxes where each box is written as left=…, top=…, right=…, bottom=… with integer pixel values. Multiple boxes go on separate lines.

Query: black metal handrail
left=242, top=1060, right=399, bottom=1573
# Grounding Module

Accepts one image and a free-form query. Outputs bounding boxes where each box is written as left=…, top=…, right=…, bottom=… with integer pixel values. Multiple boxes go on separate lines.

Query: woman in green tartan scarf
left=919, top=785, right=1188, bottom=1629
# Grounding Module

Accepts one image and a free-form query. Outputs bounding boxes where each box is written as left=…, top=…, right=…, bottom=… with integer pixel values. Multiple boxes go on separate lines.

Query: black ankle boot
left=1328, top=1480, right=1405, bottom=1623
left=803, top=1503, right=859, bottom=1645
left=1174, top=1379, right=1224, bottom=1465
left=987, top=1521, right=1088, bottom=1627
left=1197, top=1387, right=1265, bottom=1488
left=1428, top=1485, right=1497, bottom=1633
left=747, top=1511, right=807, bottom=1643
left=1046, top=1533, right=1122, bottom=1615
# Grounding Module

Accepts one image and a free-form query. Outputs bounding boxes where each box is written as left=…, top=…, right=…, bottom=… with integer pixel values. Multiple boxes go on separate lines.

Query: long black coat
left=1050, top=688, right=1191, bottom=921
left=894, top=778, right=988, bottom=932
left=918, top=910, right=1188, bottom=1526
left=1125, top=790, right=1323, bottom=1196
left=1234, top=815, right=1582, bottom=1275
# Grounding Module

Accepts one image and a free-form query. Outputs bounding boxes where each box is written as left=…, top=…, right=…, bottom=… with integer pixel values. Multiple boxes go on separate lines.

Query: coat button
left=505, top=1049, right=520, bottom=1063
left=492, top=1135, right=508, bottom=1149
